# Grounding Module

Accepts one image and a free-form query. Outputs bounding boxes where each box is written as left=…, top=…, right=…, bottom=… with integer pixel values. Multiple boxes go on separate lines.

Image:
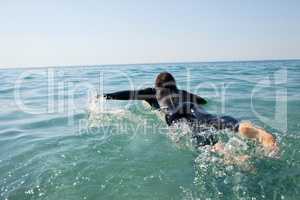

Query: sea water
left=0, top=60, right=299, bottom=199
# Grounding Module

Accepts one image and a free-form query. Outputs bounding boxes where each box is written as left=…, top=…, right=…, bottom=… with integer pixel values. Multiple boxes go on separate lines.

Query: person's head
left=155, top=72, right=177, bottom=91
left=155, top=72, right=178, bottom=110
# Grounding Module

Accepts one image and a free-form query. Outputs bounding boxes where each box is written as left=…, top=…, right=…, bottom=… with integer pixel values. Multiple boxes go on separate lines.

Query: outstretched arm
left=99, top=87, right=160, bottom=109
left=181, top=90, right=207, bottom=105
left=101, top=88, right=156, bottom=100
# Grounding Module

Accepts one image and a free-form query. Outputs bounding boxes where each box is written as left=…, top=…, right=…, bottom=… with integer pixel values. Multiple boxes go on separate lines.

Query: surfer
left=99, top=72, right=278, bottom=154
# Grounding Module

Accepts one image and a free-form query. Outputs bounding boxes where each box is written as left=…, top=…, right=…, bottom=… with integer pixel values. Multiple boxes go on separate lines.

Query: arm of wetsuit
left=181, top=90, right=207, bottom=105
left=102, top=88, right=160, bottom=109
left=103, top=87, right=156, bottom=100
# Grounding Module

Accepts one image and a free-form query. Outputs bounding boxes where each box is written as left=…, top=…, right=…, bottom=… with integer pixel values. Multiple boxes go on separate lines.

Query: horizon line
left=1, top=58, right=299, bottom=70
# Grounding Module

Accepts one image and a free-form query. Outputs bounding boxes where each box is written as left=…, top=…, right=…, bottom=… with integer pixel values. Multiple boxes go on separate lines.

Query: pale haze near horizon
left=0, top=0, right=300, bottom=68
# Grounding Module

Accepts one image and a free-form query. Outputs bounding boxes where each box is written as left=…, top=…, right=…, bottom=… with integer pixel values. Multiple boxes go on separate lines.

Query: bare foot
left=235, top=155, right=250, bottom=163
left=211, top=142, right=226, bottom=153
left=211, top=143, right=252, bottom=168
left=222, top=153, right=250, bottom=164
left=239, top=122, right=279, bottom=157
left=256, top=128, right=280, bottom=157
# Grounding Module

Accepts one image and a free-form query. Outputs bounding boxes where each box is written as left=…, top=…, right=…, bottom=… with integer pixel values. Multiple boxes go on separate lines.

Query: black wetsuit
left=104, top=88, right=240, bottom=147
left=164, top=102, right=239, bottom=146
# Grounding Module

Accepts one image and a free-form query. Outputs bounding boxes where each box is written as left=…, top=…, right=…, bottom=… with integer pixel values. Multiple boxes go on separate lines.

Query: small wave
left=0, top=128, right=24, bottom=142
left=19, top=113, right=85, bottom=130
left=0, top=87, right=14, bottom=94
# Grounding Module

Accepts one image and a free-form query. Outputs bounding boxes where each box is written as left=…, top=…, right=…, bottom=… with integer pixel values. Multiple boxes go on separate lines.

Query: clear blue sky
left=0, top=0, right=299, bottom=68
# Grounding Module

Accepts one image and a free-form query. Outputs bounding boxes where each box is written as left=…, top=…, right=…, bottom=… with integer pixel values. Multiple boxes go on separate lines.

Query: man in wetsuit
left=100, top=72, right=278, bottom=153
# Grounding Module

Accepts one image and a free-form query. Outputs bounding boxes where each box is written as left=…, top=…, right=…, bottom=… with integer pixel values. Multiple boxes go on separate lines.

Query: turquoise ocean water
left=0, top=60, right=300, bottom=199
